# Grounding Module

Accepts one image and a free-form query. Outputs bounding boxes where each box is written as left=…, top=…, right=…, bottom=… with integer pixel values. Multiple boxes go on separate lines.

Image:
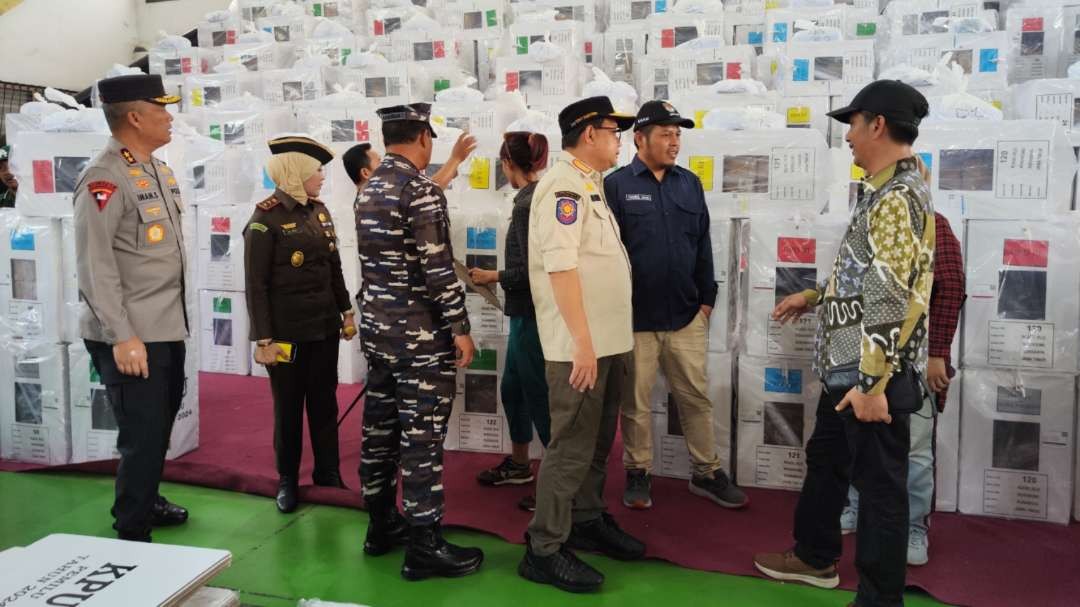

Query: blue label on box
left=655, top=0, right=667, bottom=13
left=792, top=58, right=810, bottom=82
left=262, top=168, right=275, bottom=190
left=10, top=229, right=34, bottom=252
left=979, top=48, right=999, bottom=73
left=467, top=227, right=497, bottom=250
left=917, top=152, right=933, bottom=174
left=764, top=368, right=802, bottom=394
left=748, top=31, right=763, bottom=45
left=772, top=22, right=788, bottom=43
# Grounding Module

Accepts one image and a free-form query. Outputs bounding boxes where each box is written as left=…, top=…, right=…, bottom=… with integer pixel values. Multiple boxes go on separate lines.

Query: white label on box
left=7, top=301, right=45, bottom=338
left=983, top=469, right=1048, bottom=520
left=766, top=316, right=817, bottom=357
left=659, top=434, right=691, bottom=479
left=457, top=414, right=504, bottom=452
left=769, top=147, right=815, bottom=201
left=754, top=444, right=806, bottom=489
left=842, top=50, right=875, bottom=86
left=10, top=424, right=50, bottom=464
left=86, top=431, right=117, bottom=460
left=1034, top=93, right=1074, bottom=129
left=994, top=140, right=1050, bottom=199
left=987, top=320, right=1054, bottom=369
left=465, top=293, right=504, bottom=335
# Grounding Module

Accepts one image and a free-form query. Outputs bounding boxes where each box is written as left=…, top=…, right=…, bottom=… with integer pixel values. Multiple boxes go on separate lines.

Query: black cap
left=826, top=80, right=929, bottom=128
left=268, top=135, right=335, bottom=165
left=634, top=100, right=695, bottom=131
left=98, top=74, right=180, bottom=105
left=376, top=103, right=437, bottom=138
left=558, top=96, right=635, bottom=136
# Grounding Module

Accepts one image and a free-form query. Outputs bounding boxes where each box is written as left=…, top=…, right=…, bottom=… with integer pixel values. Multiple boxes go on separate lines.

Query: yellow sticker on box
left=991, top=100, right=1003, bottom=110
left=469, top=157, right=490, bottom=190
left=694, top=110, right=706, bottom=129
left=689, top=156, right=714, bottom=191
left=787, top=106, right=811, bottom=125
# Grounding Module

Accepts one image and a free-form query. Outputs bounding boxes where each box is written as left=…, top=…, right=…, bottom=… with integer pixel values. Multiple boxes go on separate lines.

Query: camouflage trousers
left=360, top=349, right=456, bottom=525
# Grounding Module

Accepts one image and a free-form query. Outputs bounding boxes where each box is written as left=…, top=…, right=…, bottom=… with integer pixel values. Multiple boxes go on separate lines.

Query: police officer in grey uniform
left=355, top=103, right=483, bottom=581
left=74, top=74, right=190, bottom=542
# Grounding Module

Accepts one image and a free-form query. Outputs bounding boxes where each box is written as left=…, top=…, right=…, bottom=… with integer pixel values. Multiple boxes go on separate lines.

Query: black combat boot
left=364, top=504, right=409, bottom=556
left=400, top=523, right=484, bottom=581
left=276, top=476, right=299, bottom=513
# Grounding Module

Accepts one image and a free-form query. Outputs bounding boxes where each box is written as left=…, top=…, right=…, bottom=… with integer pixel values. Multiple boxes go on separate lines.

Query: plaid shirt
left=928, top=212, right=965, bottom=407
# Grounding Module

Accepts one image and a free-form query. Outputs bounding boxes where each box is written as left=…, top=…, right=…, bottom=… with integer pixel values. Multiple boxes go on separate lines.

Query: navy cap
left=827, top=79, right=929, bottom=128
left=558, top=96, right=635, bottom=136
left=98, top=74, right=180, bottom=105
left=376, top=103, right=437, bottom=138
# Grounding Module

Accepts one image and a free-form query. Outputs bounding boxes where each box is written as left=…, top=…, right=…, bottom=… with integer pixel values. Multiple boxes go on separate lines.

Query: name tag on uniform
left=625, top=194, right=652, bottom=202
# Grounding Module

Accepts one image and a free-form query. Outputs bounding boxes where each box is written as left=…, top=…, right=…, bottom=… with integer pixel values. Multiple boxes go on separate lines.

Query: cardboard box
left=0, top=342, right=69, bottom=465
left=736, top=355, right=821, bottom=490
left=199, top=290, right=251, bottom=376
left=744, top=212, right=846, bottom=359
left=11, top=131, right=110, bottom=218
left=650, top=351, right=734, bottom=479
left=196, top=205, right=249, bottom=292
left=958, top=368, right=1076, bottom=524
left=677, top=127, right=831, bottom=216
left=0, top=216, right=64, bottom=343
left=962, top=219, right=1080, bottom=373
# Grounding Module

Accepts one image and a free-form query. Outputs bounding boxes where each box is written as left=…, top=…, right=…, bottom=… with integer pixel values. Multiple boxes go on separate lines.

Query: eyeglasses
left=592, top=126, right=622, bottom=141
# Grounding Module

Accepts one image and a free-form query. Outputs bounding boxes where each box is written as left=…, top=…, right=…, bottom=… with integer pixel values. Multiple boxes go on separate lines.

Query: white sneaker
left=907, top=528, right=929, bottom=566
left=840, top=507, right=857, bottom=535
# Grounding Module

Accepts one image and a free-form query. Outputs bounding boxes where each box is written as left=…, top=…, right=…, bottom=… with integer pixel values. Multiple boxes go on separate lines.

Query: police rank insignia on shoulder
left=120, top=148, right=137, bottom=165
left=556, top=196, right=578, bottom=225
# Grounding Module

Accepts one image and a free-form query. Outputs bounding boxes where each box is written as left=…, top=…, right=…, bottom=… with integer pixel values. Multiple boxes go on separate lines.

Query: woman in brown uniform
left=244, top=135, right=356, bottom=513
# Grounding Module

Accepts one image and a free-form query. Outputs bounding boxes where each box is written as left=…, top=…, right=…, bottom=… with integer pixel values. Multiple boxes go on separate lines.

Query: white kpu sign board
left=650, top=351, right=734, bottom=479
left=199, top=290, right=251, bottom=376
left=959, top=368, right=1076, bottom=525
left=0, top=533, right=231, bottom=607
left=962, top=219, right=1080, bottom=373
left=744, top=212, right=846, bottom=359
left=736, top=355, right=821, bottom=490
left=0, top=342, right=70, bottom=465
left=196, top=205, right=249, bottom=292
left=677, top=128, right=830, bottom=217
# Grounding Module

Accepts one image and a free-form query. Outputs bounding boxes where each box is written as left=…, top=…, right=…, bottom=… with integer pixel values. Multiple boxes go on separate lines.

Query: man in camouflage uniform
left=354, top=103, right=483, bottom=581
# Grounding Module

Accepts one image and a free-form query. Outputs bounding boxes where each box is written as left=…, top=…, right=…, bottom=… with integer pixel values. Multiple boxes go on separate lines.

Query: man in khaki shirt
left=519, top=96, right=641, bottom=594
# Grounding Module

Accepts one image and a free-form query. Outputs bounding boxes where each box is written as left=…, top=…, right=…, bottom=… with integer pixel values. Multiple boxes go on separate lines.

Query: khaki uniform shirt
left=528, top=151, right=633, bottom=362
left=74, top=138, right=189, bottom=344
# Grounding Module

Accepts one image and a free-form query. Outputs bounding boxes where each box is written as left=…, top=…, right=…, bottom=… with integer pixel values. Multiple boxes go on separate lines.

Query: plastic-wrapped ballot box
left=199, top=290, right=251, bottom=376
left=882, top=0, right=994, bottom=39
left=495, top=54, right=581, bottom=107
left=0, top=342, right=69, bottom=465
left=962, top=219, right=1080, bottom=373
left=650, top=351, right=734, bottom=479
left=959, top=368, right=1076, bottom=524
left=184, top=72, right=250, bottom=110
left=256, top=12, right=306, bottom=44
left=781, top=95, right=832, bottom=141
left=744, top=212, right=846, bottom=359
left=512, top=0, right=598, bottom=33
left=914, top=120, right=1075, bottom=219
left=643, top=13, right=725, bottom=55
left=261, top=68, right=324, bottom=105
left=708, top=217, right=734, bottom=353
left=222, top=39, right=278, bottom=73
left=197, top=15, right=241, bottom=49
left=724, top=13, right=765, bottom=52
left=677, top=127, right=831, bottom=217
left=385, top=29, right=459, bottom=66
left=509, top=20, right=584, bottom=60
left=444, top=334, right=544, bottom=457
left=598, top=29, right=649, bottom=84
left=1005, top=3, right=1065, bottom=84
left=295, top=36, right=359, bottom=68
left=764, top=6, right=880, bottom=56
left=197, top=205, right=248, bottom=292
left=776, top=40, right=875, bottom=99
left=935, top=338, right=963, bottom=512
left=607, top=0, right=670, bottom=29
left=648, top=44, right=756, bottom=98
left=670, top=87, right=781, bottom=129
left=148, top=44, right=206, bottom=79
left=449, top=202, right=508, bottom=337
left=430, top=100, right=503, bottom=149
left=0, top=216, right=63, bottom=343
left=736, top=355, right=821, bottom=490
left=68, top=341, right=119, bottom=463
left=59, top=218, right=80, bottom=344
left=10, top=131, right=110, bottom=218
left=357, top=62, right=414, bottom=107
left=459, top=0, right=509, bottom=37
left=1010, top=78, right=1080, bottom=146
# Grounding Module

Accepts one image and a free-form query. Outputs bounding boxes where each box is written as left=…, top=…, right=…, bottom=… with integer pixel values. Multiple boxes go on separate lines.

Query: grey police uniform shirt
left=73, top=137, right=189, bottom=344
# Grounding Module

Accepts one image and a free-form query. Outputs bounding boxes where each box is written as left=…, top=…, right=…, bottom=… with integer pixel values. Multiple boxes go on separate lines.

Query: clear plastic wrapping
left=10, top=131, right=110, bottom=218
left=197, top=204, right=250, bottom=292
left=962, top=218, right=1080, bottom=373
left=0, top=216, right=64, bottom=343
left=1010, top=77, right=1080, bottom=146
left=68, top=341, right=119, bottom=463
left=637, top=40, right=756, bottom=100
left=643, top=12, right=724, bottom=54
left=449, top=199, right=508, bottom=337
left=1004, top=2, right=1065, bottom=84
left=735, top=354, right=821, bottom=490
left=764, top=5, right=881, bottom=57
left=494, top=49, right=582, bottom=105
left=199, top=290, right=251, bottom=376
left=708, top=216, right=735, bottom=354
left=775, top=39, right=875, bottom=98
left=958, top=367, right=1076, bottom=524
left=606, top=0, right=670, bottom=31
left=0, top=340, right=70, bottom=465
left=743, top=211, right=846, bottom=359
left=59, top=217, right=81, bottom=345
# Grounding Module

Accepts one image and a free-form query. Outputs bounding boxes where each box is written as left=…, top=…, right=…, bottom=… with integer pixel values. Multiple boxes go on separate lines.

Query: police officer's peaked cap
left=268, top=135, right=335, bottom=165
left=827, top=79, right=929, bottom=128
left=376, top=103, right=437, bottom=138
left=558, top=96, right=635, bottom=136
left=98, top=74, right=180, bottom=105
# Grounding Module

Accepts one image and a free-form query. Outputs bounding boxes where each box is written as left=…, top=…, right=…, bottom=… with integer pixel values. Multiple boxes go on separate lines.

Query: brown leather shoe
left=753, top=549, right=839, bottom=589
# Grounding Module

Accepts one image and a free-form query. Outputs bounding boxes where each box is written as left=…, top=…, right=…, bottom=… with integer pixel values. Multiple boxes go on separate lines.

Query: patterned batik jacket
left=802, top=156, right=936, bottom=395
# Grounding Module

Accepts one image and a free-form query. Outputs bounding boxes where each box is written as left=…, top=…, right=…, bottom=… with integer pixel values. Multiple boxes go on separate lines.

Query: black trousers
left=794, top=387, right=912, bottom=607
left=86, top=340, right=186, bottom=537
left=266, top=336, right=341, bottom=483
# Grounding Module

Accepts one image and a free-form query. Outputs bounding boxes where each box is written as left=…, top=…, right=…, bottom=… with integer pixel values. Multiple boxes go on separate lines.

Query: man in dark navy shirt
left=604, top=100, right=747, bottom=511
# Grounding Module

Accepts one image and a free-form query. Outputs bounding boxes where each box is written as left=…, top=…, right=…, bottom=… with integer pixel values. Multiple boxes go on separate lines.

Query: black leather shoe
left=313, top=470, right=348, bottom=489
left=518, top=534, right=603, bottom=593
left=566, top=512, right=646, bottom=561
left=276, top=477, right=299, bottom=513
left=401, top=523, right=484, bottom=581
left=364, top=507, right=409, bottom=556
left=151, top=495, right=189, bottom=526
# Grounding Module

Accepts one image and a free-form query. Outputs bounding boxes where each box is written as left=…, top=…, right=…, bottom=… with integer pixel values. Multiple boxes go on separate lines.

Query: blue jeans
left=847, top=395, right=935, bottom=534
